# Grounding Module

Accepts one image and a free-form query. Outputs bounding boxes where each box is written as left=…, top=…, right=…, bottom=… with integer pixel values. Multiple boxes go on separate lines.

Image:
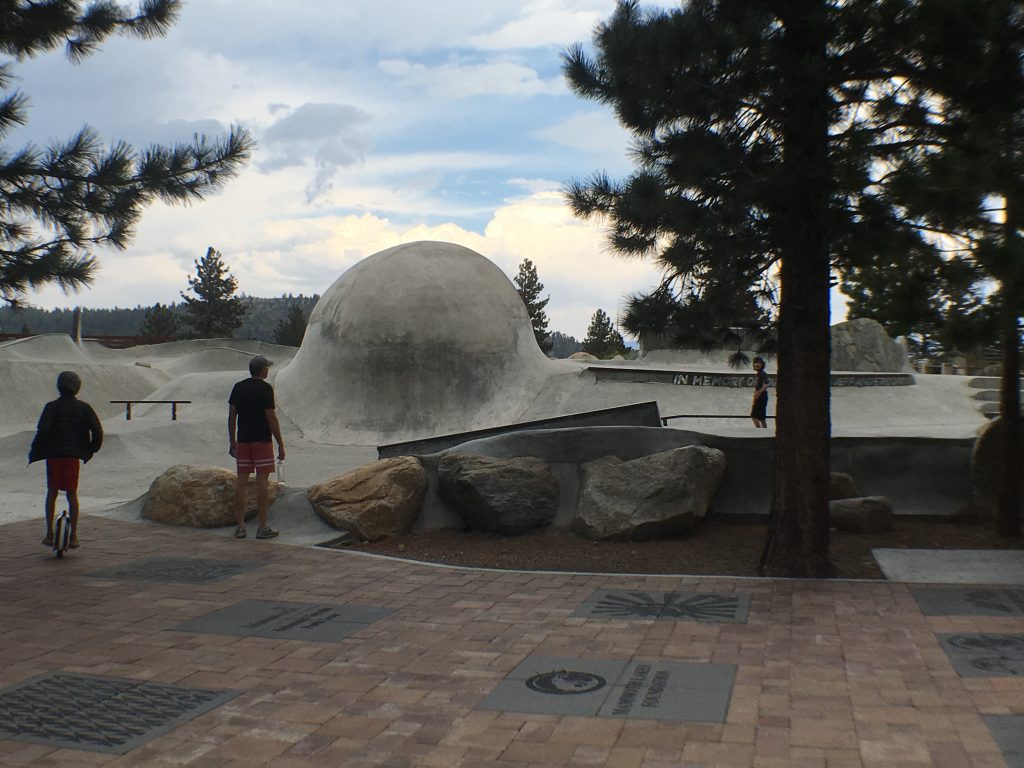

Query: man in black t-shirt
left=228, top=355, right=285, bottom=538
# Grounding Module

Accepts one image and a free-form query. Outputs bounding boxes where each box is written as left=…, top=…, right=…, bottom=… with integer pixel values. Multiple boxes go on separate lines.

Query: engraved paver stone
left=939, top=634, right=1024, bottom=677
left=912, top=587, right=1024, bottom=616
left=87, top=557, right=262, bottom=584
left=573, top=590, right=750, bottom=623
left=0, top=674, right=238, bottom=754
left=985, top=716, right=1024, bottom=768
left=478, top=655, right=735, bottom=722
left=175, top=599, right=393, bottom=642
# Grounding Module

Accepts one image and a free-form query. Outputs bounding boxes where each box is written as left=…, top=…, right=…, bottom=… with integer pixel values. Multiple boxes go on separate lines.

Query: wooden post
left=71, top=307, right=82, bottom=345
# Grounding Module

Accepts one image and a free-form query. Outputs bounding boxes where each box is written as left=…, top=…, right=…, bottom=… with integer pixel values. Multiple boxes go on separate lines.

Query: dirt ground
left=326, top=516, right=1024, bottom=579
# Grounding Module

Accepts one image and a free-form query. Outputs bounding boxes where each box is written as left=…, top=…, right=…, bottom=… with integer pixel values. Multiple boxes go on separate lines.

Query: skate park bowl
left=0, top=240, right=1000, bottom=536
left=274, top=241, right=553, bottom=445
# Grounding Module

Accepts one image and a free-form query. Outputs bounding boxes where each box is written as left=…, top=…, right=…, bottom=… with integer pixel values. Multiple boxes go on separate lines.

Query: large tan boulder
left=142, top=464, right=280, bottom=527
left=971, top=417, right=1024, bottom=520
left=308, top=456, right=427, bottom=541
left=830, top=472, right=859, bottom=500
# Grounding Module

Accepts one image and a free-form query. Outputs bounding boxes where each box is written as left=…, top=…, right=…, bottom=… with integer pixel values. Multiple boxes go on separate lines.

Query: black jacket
left=28, top=396, right=103, bottom=464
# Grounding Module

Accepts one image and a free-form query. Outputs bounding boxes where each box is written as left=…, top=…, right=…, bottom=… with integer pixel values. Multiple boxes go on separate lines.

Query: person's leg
left=43, top=488, right=58, bottom=544
left=67, top=490, right=80, bottom=545
left=234, top=472, right=250, bottom=529
left=255, top=472, right=270, bottom=529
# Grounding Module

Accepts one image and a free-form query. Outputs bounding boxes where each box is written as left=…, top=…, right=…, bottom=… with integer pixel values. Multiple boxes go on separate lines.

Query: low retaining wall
left=409, top=426, right=973, bottom=531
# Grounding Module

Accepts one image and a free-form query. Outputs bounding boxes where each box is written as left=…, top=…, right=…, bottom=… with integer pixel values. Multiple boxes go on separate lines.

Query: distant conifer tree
left=582, top=308, right=625, bottom=358
left=513, top=258, right=553, bottom=354
left=273, top=303, right=308, bottom=347
left=138, top=303, right=180, bottom=338
left=180, top=248, right=246, bottom=338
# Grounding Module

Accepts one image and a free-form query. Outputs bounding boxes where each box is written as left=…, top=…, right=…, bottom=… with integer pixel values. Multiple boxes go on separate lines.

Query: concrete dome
left=275, top=241, right=552, bottom=444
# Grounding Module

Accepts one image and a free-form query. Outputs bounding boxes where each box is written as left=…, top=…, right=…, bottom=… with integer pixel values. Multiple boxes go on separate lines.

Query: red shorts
left=235, top=442, right=275, bottom=474
left=46, top=458, right=81, bottom=491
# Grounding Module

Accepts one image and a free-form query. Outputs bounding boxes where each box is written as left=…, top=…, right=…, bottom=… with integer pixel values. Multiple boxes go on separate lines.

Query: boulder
left=829, top=496, right=894, bottom=533
left=569, top=352, right=599, bottom=362
left=437, top=453, right=559, bottom=534
left=830, top=317, right=909, bottom=372
left=308, top=456, right=427, bottom=542
left=830, top=472, right=859, bottom=500
left=142, top=464, right=280, bottom=527
left=971, top=417, right=1024, bottom=520
left=574, top=446, right=726, bottom=541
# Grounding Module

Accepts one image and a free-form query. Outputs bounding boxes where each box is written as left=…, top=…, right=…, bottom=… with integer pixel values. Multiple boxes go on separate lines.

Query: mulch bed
left=325, top=516, right=1024, bottom=579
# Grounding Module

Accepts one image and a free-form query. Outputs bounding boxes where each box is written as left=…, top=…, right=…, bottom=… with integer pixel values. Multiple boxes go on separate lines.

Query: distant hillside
left=0, top=295, right=320, bottom=343
left=2, top=297, right=586, bottom=355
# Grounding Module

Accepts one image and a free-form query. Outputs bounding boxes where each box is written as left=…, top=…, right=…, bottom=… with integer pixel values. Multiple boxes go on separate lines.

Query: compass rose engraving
left=590, top=591, right=741, bottom=621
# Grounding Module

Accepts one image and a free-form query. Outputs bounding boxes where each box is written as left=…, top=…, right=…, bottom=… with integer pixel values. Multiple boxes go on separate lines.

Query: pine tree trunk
left=759, top=1, right=834, bottom=578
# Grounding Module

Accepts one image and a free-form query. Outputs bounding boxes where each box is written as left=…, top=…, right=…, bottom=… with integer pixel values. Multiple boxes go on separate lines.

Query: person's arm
left=28, top=402, right=54, bottom=464
left=87, top=404, right=103, bottom=456
left=265, top=408, right=285, bottom=461
left=228, top=404, right=238, bottom=457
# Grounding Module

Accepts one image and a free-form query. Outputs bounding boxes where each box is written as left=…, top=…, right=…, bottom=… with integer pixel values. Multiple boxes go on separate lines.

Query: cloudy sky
left=9, top=0, right=845, bottom=340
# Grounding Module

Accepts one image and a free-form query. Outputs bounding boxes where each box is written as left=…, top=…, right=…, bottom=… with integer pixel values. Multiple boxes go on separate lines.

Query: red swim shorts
left=235, top=442, right=275, bottom=474
left=46, top=457, right=80, bottom=491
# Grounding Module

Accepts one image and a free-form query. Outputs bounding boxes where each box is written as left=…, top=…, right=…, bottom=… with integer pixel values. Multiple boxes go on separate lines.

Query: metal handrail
left=110, top=399, right=192, bottom=421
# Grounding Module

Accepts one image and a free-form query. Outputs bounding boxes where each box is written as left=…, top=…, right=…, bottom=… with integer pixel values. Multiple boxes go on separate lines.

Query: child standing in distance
left=29, top=371, right=103, bottom=548
left=750, top=356, right=770, bottom=429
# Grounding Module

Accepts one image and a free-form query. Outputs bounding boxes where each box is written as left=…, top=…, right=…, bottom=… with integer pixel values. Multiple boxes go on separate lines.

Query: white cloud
left=30, top=185, right=661, bottom=340
left=468, top=0, right=613, bottom=49
left=534, top=110, right=633, bottom=156
left=377, top=57, right=564, bottom=100
left=13, top=0, right=657, bottom=340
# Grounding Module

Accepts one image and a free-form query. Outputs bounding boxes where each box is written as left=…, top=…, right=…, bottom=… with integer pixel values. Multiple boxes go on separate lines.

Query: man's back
left=229, top=378, right=275, bottom=442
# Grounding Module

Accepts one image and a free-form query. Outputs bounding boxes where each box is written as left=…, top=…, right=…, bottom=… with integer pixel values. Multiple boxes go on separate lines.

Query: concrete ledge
left=377, top=401, right=663, bottom=458
left=589, top=367, right=914, bottom=388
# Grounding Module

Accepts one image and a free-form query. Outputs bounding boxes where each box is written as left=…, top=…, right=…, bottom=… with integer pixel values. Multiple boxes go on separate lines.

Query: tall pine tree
left=513, top=258, right=553, bottom=354
left=0, top=1, right=253, bottom=306
left=180, top=247, right=246, bottom=338
left=563, top=0, right=948, bottom=576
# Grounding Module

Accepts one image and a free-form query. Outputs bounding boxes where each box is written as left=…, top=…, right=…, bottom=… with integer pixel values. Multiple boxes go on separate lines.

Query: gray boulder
left=308, top=456, right=427, bottom=541
left=437, top=453, right=559, bottom=534
left=829, top=496, right=894, bottom=533
left=831, top=318, right=909, bottom=372
left=142, top=464, right=280, bottom=527
left=574, top=446, right=726, bottom=541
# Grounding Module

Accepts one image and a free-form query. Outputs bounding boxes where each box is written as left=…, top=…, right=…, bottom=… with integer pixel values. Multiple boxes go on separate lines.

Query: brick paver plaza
left=1, top=515, right=1022, bottom=767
